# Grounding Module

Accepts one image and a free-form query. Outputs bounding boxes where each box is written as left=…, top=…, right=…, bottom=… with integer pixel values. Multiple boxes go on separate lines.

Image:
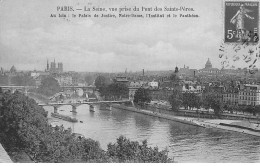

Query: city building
left=114, top=76, right=129, bottom=85
left=55, top=75, right=73, bottom=86
left=128, top=81, right=143, bottom=100
left=238, top=84, right=260, bottom=106
left=179, top=65, right=197, bottom=78
left=198, top=58, right=222, bottom=75
left=223, top=87, right=239, bottom=105
left=182, top=84, right=202, bottom=93
left=148, top=80, right=159, bottom=89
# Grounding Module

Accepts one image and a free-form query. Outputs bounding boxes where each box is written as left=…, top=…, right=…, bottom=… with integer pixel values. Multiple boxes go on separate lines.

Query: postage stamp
left=224, top=1, right=259, bottom=43
left=219, top=0, right=260, bottom=74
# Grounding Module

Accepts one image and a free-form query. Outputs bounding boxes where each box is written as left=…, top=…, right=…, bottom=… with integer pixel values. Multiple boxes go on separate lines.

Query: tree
left=189, top=93, right=202, bottom=110
left=94, top=76, right=107, bottom=90
left=181, top=92, right=200, bottom=110
left=107, top=83, right=128, bottom=100
left=0, top=91, right=48, bottom=158
left=37, top=76, right=60, bottom=97
left=168, top=90, right=182, bottom=112
left=84, top=75, right=95, bottom=85
left=182, top=92, right=189, bottom=109
left=169, top=73, right=180, bottom=89
left=133, top=88, right=151, bottom=105
left=0, top=91, right=173, bottom=163
left=81, top=138, right=107, bottom=162
left=202, top=92, right=223, bottom=116
left=107, top=136, right=172, bottom=163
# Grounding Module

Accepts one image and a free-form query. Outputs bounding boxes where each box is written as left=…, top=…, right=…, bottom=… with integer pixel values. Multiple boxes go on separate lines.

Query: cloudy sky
left=0, top=0, right=225, bottom=72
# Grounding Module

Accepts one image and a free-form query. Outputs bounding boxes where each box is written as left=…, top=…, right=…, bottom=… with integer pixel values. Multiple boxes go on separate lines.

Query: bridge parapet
left=0, top=86, right=36, bottom=94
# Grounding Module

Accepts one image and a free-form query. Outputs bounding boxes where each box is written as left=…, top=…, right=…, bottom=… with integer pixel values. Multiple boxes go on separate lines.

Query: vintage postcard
left=0, top=0, right=260, bottom=163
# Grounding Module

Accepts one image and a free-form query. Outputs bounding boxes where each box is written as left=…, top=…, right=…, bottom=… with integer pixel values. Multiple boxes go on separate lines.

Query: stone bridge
left=38, top=100, right=129, bottom=113
left=0, top=85, right=36, bottom=94
left=61, top=85, right=95, bottom=93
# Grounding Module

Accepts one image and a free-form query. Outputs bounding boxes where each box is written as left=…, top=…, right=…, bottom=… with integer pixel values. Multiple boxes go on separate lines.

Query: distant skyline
left=0, top=0, right=243, bottom=72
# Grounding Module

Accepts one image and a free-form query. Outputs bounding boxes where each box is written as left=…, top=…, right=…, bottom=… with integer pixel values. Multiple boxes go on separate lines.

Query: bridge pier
left=53, top=106, right=59, bottom=113
left=89, top=104, right=94, bottom=112
left=71, top=105, right=77, bottom=113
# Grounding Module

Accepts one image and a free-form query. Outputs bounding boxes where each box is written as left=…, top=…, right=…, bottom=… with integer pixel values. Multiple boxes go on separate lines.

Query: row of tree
left=99, top=83, right=129, bottom=100
left=132, top=86, right=224, bottom=116
left=36, top=76, right=61, bottom=97
left=0, top=90, right=172, bottom=162
left=223, top=104, right=260, bottom=115
left=95, top=76, right=129, bottom=100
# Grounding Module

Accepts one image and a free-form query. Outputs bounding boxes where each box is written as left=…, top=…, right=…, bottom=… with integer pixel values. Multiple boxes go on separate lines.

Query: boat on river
left=51, top=112, right=78, bottom=123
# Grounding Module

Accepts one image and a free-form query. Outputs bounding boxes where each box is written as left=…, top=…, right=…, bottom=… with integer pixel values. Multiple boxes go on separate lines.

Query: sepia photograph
left=0, top=0, right=260, bottom=163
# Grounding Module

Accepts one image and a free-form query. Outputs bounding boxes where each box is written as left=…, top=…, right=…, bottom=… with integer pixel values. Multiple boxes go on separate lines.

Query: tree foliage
left=100, top=82, right=129, bottom=100
left=202, top=92, right=223, bottom=116
left=84, top=75, right=95, bottom=85
left=168, top=90, right=182, bottom=112
left=94, top=76, right=107, bottom=89
left=133, top=88, right=152, bottom=104
left=37, top=76, right=60, bottom=97
left=0, top=91, right=48, bottom=157
left=182, top=93, right=202, bottom=110
left=106, top=136, right=171, bottom=163
left=0, top=91, right=172, bottom=163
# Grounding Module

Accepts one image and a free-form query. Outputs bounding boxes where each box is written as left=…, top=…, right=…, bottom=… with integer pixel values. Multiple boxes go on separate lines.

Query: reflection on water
left=44, top=105, right=260, bottom=163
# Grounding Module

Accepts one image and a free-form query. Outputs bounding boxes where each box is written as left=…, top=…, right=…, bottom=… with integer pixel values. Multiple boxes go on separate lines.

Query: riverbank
left=112, top=104, right=260, bottom=137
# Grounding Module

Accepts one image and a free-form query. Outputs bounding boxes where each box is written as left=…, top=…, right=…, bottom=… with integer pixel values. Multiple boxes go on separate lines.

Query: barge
left=51, top=112, right=78, bottom=123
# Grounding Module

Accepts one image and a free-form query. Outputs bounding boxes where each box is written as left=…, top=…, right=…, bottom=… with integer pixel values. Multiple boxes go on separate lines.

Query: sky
left=0, top=0, right=232, bottom=72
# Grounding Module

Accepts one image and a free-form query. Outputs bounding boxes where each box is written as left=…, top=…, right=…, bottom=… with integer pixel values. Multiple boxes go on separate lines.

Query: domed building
left=205, top=58, right=212, bottom=69
left=198, top=58, right=222, bottom=75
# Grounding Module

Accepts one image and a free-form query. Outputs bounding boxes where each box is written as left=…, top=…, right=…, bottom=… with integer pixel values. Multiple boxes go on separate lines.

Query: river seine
left=44, top=105, right=260, bottom=163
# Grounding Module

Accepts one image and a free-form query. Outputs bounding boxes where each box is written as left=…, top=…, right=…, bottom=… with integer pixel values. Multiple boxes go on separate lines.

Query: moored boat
left=51, top=112, right=78, bottom=123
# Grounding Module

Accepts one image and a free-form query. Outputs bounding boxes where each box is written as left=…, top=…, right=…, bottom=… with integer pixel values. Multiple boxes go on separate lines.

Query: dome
left=10, top=65, right=17, bottom=73
left=205, top=58, right=212, bottom=69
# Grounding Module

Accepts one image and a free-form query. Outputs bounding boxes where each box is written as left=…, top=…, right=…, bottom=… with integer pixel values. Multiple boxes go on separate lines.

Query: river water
left=44, top=105, right=260, bottom=163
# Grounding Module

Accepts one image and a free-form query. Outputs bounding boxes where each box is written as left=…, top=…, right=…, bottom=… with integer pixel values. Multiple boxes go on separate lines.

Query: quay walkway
left=112, top=104, right=260, bottom=137
left=0, top=143, right=12, bottom=163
